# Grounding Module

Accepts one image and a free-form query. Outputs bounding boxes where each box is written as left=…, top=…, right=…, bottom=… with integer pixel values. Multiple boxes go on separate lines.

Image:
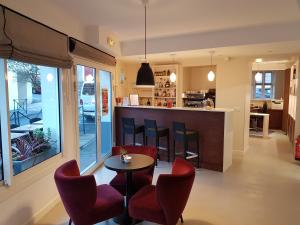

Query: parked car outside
left=80, top=82, right=96, bottom=119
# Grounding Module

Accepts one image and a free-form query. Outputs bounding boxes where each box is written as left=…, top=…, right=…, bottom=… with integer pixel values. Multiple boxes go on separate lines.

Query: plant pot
left=13, top=148, right=57, bottom=175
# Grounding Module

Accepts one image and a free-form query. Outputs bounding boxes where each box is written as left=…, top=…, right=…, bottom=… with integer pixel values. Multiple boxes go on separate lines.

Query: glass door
left=76, top=65, right=98, bottom=172
left=99, top=70, right=112, bottom=158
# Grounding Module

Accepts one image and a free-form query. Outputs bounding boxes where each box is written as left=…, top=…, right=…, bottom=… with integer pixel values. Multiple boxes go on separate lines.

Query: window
left=253, top=72, right=274, bottom=99
left=0, top=124, right=3, bottom=181
left=6, top=60, right=61, bottom=175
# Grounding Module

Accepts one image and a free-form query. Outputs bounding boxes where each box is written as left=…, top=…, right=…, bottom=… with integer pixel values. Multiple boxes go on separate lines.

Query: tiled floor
left=37, top=132, right=300, bottom=225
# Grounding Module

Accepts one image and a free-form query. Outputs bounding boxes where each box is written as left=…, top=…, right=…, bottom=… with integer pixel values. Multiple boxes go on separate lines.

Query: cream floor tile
left=37, top=132, right=300, bottom=225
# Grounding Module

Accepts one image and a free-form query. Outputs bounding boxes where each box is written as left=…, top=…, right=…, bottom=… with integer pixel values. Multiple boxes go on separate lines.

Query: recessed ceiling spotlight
left=255, top=58, right=263, bottom=63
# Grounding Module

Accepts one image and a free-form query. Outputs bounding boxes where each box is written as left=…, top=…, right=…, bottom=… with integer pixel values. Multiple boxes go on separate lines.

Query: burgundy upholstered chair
left=109, top=146, right=157, bottom=195
left=129, top=157, right=195, bottom=225
left=54, top=160, right=124, bottom=225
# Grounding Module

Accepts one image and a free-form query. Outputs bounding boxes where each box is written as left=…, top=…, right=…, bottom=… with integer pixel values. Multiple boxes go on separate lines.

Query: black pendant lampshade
left=136, top=62, right=155, bottom=86
left=136, top=1, right=155, bottom=87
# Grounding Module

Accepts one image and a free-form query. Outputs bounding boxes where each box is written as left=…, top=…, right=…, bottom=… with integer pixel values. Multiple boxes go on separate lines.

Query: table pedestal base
left=113, top=212, right=142, bottom=225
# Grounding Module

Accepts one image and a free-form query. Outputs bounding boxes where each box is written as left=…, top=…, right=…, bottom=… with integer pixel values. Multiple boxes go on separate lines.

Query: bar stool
left=122, top=117, right=145, bottom=146
left=172, top=121, right=200, bottom=168
left=144, top=119, right=170, bottom=163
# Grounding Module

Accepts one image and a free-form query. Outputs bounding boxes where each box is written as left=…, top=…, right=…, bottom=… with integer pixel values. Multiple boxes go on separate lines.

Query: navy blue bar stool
left=122, top=117, right=145, bottom=146
left=172, top=121, right=200, bottom=168
left=144, top=119, right=170, bottom=164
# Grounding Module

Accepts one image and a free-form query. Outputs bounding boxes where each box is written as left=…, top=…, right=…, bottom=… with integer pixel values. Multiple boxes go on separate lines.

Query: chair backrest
left=122, top=117, right=135, bottom=134
left=172, top=122, right=186, bottom=141
left=112, top=146, right=157, bottom=175
left=156, top=158, right=195, bottom=225
left=144, top=119, right=157, bottom=137
left=29, top=117, right=41, bottom=124
left=54, top=160, right=97, bottom=225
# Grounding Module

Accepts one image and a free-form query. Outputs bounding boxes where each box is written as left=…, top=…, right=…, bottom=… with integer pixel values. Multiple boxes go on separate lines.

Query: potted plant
left=12, top=128, right=55, bottom=174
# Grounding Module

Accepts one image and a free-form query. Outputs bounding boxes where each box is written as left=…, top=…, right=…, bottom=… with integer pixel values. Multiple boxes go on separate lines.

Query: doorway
left=75, top=61, right=114, bottom=173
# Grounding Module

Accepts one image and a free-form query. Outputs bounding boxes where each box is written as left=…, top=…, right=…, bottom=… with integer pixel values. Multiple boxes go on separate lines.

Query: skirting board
left=24, top=195, right=60, bottom=225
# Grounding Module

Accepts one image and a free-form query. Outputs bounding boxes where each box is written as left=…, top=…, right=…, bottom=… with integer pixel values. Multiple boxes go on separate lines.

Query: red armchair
left=109, top=146, right=157, bottom=195
left=54, top=160, right=124, bottom=225
left=129, top=158, right=195, bottom=225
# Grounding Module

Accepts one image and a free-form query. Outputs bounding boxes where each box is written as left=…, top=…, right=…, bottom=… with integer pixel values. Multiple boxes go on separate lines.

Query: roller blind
left=69, top=38, right=116, bottom=66
left=0, top=5, right=72, bottom=68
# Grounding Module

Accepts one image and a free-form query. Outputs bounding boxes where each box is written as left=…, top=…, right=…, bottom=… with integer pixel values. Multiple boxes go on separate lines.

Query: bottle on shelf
left=147, top=98, right=151, bottom=106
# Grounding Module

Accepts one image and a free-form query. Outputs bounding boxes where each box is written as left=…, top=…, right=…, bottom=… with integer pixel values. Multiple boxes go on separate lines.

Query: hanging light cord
left=144, top=3, right=147, bottom=60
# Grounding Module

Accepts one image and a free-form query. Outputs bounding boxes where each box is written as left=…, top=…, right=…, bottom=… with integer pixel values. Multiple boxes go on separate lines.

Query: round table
left=105, top=154, right=154, bottom=225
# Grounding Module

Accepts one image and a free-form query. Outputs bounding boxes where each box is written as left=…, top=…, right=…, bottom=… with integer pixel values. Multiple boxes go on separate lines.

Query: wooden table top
left=104, top=154, right=154, bottom=172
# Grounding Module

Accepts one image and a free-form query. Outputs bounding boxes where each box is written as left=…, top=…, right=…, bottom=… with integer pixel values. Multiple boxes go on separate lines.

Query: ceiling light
left=255, top=72, right=262, bottom=82
left=207, top=51, right=215, bottom=82
left=255, top=58, right=263, bottom=63
left=169, top=54, right=177, bottom=83
left=136, top=0, right=154, bottom=87
left=170, top=72, right=176, bottom=82
left=107, top=37, right=115, bottom=47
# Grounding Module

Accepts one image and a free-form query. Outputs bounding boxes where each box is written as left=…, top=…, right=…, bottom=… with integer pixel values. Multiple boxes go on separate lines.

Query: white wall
left=0, top=68, right=77, bottom=225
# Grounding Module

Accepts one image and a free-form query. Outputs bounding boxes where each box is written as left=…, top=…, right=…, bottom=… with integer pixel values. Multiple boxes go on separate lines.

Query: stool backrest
left=144, top=119, right=157, bottom=137
left=122, top=117, right=135, bottom=134
left=173, top=122, right=186, bottom=141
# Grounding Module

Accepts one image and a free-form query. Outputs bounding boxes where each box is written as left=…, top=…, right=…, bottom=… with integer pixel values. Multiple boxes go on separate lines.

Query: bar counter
left=115, top=106, right=233, bottom=172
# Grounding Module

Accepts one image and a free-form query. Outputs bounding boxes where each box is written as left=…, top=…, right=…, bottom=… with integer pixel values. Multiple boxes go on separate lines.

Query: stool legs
left=196, top=136, right=200, bottom=168
left=167, top=132, right=170, bottom=162
left=155, top=136, right=159, bottom=166
left=173, top=140, right=176, bottom=161
left=122, top=132, right=125, bottom=145
left=133, top=132, right=136, bottom=146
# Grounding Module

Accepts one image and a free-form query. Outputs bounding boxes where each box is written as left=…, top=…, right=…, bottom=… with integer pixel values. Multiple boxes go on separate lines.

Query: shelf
left=154, top=87, right=176, bottom=89
left=182, top=98, right=205, bottom=101
left=154, top=97, right=176, bottom=99
left=139, top=96, right=153, bottom=98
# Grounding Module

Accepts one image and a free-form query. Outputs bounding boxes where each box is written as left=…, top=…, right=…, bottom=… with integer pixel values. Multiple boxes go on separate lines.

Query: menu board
left=102, top=88, right=108, bottom=116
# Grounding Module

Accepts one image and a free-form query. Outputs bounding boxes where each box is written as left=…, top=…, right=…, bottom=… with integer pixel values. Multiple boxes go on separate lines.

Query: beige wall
left=216, top=58, right=251, bottom=153
left=117, top=57, right=252, bottom=153
left=183, top=66, right=216, bottom=91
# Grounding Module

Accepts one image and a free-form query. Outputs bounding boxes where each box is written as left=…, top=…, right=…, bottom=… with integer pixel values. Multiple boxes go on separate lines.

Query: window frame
left=0, top=58, right=64, bottom=187
left=253, top=71, right=274, bottom=99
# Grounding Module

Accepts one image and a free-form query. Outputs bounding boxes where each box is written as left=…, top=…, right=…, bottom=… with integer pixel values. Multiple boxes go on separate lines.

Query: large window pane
left=100, top=70, right=112, bottom=158
left=255, top=85, right=262, bottom=98
left=265, top=72, right=272, bottom=84
left=7, top=60, right=61, bottom=175
left=77, top=65, right=97, bottom=172
left=0, top=125, right=3, bottom=180
left=265, top=85, right=272, bottom=98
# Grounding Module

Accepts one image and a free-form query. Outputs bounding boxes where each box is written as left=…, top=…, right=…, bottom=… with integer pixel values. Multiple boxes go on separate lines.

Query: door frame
left=72, top=56, right=115, bottom=174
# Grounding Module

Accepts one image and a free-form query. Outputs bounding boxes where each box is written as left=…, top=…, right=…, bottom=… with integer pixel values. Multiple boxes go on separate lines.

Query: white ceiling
left=51, top=0, right=300, bottom=41
left=120, top=40, right=300, bottom=62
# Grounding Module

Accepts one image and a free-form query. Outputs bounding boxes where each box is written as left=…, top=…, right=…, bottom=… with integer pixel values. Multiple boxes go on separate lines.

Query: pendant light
left=169, top=54, right=176, bottom=83
left=208, top=51, right=215, bottom=82
left=254, top=58, right=263, bottom=82
left=136, top=0, right=155, bottom=87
